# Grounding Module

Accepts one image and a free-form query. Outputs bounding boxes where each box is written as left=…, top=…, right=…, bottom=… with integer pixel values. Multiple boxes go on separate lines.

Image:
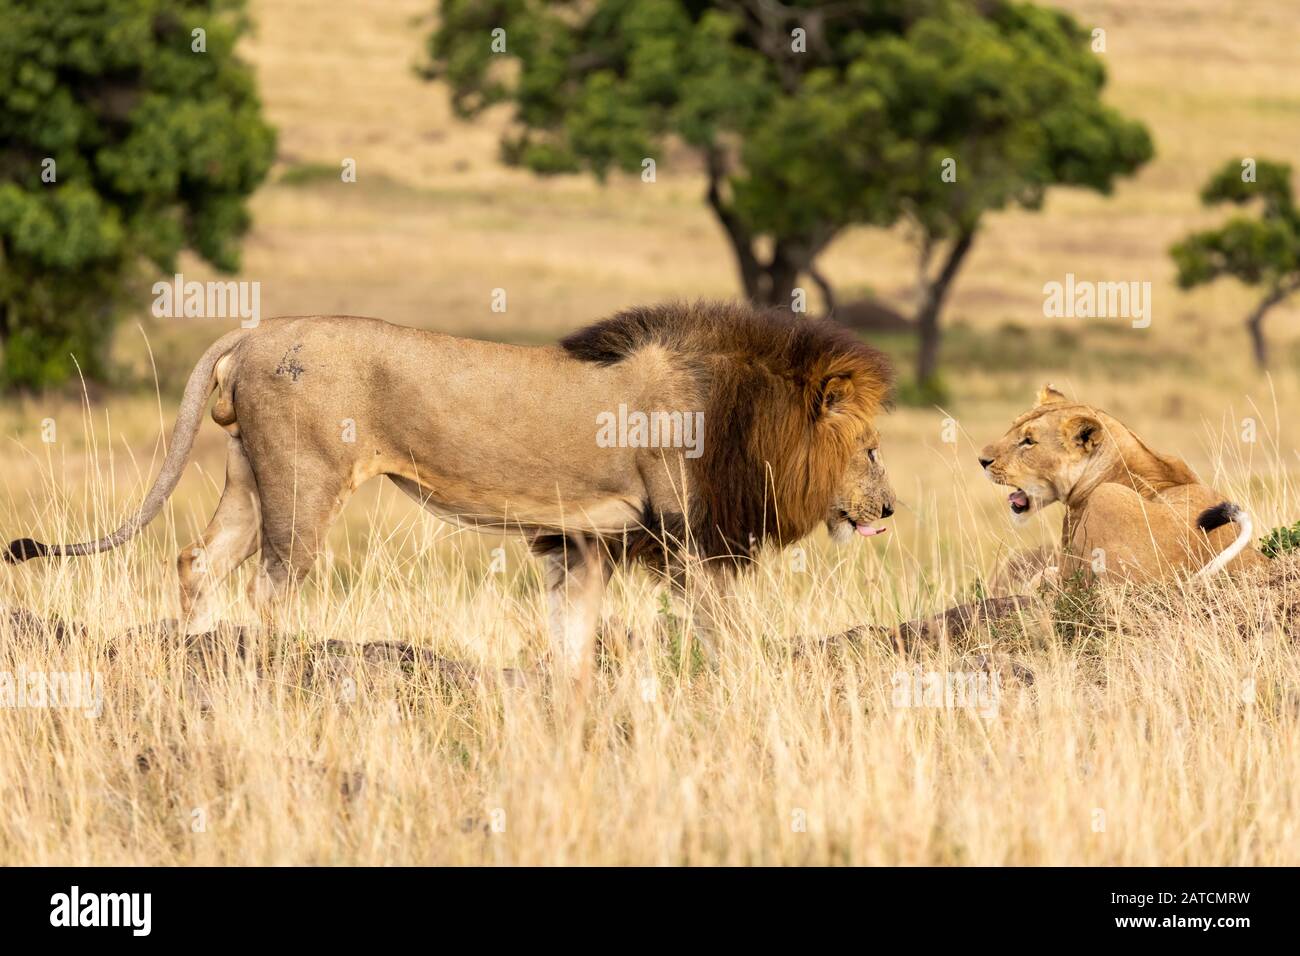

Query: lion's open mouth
left=838, top=510, right=888, bottom=537
left=1008, top=489, right=1031, bottom=515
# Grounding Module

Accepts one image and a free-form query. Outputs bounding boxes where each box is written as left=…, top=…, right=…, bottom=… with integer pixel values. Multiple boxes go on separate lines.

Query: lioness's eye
left=1019, top=437, right=1036, bottom=447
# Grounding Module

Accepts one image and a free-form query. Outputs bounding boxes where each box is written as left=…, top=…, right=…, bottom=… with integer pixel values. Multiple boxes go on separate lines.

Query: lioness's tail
left=1194, top=502, right=1254, bottom=579
left=5, top=328, right=252, bottom=564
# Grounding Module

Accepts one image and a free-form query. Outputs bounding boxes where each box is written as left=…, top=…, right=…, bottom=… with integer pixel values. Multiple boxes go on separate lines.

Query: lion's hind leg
left=247, top=463, right=356, bottom=631
left=178, top=436, right=262, bottom=635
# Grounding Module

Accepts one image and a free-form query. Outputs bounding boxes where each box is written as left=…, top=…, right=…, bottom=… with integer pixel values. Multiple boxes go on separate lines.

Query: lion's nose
left=978, top=456, right=993, bottom=469
left=881, top=502, right=894, bottom=518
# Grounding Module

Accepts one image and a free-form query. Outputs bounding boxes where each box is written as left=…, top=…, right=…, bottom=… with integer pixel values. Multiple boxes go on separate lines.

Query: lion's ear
left=813, top=374, right=855, bottom=420
left=1062, top=415, right=1102, bottom=453
left=1036, top=384, right=1067, bottom=407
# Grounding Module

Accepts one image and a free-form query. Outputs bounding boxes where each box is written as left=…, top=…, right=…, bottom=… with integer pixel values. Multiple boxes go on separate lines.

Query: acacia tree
left=727, top=3, right=1152, bottom=391
left=426, top=0, right=1151, bottom=394
left=1171, top=158, right=1300, bottom=369
left=0, top=0, right=274, bottom=389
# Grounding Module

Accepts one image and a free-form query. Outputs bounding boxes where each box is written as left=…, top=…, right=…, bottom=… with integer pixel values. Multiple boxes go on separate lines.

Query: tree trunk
left=807, top=265, right=836, bottom=317
left=703, top=148, right=840, bottom=312
left=1244, top=286, right=1286, bottom=369
left=916, top=296, right=942, bottom=385
left=704, top=148, right=764, bottom=301
left=1247, top=309, right=1269, bottom=369
left=763, top=241, right=801, bottom=308
left=914, top=227, right=977, bottom=387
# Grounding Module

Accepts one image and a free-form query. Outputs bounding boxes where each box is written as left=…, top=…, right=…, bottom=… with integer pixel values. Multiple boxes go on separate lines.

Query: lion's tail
left=1194, top=501, right=1254, bottom=579
left=4, top=328, right=253, bottom=564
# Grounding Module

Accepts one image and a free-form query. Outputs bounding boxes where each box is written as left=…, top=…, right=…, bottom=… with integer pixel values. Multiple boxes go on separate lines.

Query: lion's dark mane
left=547, top=300, right=893, bottom=568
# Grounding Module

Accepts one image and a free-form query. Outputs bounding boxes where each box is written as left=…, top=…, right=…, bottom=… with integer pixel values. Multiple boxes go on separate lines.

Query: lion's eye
left=1019, top=437, right=1036, bottom=447
left=868, top=448, right=879, bottom=463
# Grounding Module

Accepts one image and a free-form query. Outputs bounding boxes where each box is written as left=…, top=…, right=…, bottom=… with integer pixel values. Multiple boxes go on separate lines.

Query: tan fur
left=8, top=303, right=896, bottom=676
left=978, top=385, right=1266, bottom=586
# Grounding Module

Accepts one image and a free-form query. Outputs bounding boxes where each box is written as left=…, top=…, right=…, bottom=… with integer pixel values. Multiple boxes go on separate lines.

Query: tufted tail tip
left=4, top=538, right=49, bottom=564
left=1196, top=502, right=1240, bottom=533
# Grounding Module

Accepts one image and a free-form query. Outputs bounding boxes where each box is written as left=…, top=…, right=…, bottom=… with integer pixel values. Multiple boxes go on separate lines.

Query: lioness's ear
left=1062, top=415, right=1102, bottom=453
left=1036, top=384, right=1067, bottom=407
left=813, top=374, right=854, bottom=419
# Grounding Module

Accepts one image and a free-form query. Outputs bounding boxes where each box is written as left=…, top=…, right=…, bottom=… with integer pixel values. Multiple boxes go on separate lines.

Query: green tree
left=1171, top=158, right=1300, bottom=369
left=424, top=0, right=1151, bottom=394
left=0, top=0, right=274, bottom=390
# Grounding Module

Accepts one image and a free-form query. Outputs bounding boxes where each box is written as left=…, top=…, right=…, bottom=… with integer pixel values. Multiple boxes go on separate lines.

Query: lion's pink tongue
left=1009, top=490, right=1030, bottom=509
left=855, top=524, right=887, bottom=537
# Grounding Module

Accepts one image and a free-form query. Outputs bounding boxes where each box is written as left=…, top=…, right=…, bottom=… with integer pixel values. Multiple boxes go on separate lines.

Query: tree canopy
left=1171, top=158, right=1300, bottom=368
left=426, top=0, right=1152, bottom=394
left=0, top=0, right=274, bottom=389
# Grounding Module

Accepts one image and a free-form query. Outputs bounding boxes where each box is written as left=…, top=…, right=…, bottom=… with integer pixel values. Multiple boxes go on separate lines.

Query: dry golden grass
left=1, top=404, right=1298, bottom=865
left=1, top=0, right=1299, bottom=864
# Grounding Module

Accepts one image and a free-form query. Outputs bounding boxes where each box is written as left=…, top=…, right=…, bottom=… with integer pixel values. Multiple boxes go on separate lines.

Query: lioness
left=6, top=301, right=896, bottom=675
left=978, top=385, right=1263, bottom=585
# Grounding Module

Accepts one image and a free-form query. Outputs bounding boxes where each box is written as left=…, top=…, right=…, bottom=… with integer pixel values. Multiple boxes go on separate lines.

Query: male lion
left=6, top=301, right=896, bottom=675
left=978, top=385, right=1264, bottom=586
